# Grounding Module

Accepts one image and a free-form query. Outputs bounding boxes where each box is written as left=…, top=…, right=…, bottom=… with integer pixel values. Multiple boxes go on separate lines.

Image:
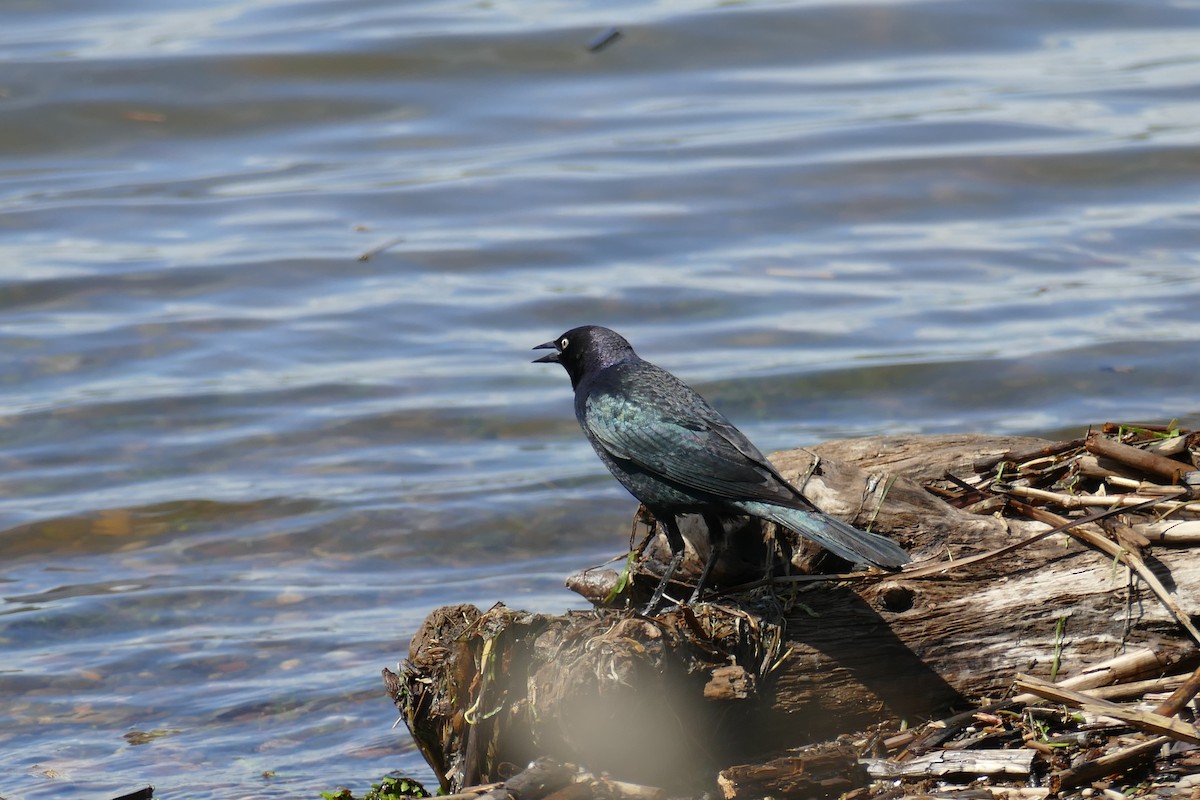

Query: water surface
left=3, top=0, right=1200, bottom=797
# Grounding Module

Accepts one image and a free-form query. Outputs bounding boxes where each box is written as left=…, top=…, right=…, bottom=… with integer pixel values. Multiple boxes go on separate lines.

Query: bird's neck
left=573, top=353, right=638, bottom=392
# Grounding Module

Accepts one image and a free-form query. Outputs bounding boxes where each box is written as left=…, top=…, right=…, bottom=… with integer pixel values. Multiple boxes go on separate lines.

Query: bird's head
left=533, top=325, right=637, bottom=388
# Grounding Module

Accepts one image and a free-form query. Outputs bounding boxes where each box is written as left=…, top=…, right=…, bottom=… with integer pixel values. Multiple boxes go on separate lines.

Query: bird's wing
left=583, top=365, right=799, bottom=505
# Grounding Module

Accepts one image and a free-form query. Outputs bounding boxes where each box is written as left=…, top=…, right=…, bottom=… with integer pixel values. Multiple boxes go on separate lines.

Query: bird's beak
left=532, top=341, right=560, bottom=364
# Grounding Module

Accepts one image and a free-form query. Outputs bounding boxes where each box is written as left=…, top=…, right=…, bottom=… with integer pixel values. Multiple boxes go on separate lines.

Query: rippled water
left=4, top=0, right=1200, bottom=797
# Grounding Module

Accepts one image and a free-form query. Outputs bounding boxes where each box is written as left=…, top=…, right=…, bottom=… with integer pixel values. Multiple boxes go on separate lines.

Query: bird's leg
left=688, top=513, right=726, bottom=604
left=642, top=515, right=686, bottom=615
left=643, top=550, right=684, bottom=615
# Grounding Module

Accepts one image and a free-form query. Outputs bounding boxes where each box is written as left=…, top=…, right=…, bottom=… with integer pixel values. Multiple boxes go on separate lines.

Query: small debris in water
left=587, top=27, right=622, bottom=53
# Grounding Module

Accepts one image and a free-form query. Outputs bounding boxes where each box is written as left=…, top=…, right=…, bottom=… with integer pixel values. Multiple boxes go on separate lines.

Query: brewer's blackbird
left=534, top=325, right=909, bottom=611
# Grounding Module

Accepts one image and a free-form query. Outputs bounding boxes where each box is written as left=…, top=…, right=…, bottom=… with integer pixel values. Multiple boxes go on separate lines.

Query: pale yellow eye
left=559, top=337, right=569, bottom=350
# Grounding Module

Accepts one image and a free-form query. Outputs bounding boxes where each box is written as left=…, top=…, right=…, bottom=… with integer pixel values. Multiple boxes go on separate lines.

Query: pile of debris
left=385, top=423, right=1200, bottom=800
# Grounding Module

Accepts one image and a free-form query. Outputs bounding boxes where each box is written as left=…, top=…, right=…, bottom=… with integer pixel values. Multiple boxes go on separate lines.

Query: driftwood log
left=386, top=430, right=1200, bottom=796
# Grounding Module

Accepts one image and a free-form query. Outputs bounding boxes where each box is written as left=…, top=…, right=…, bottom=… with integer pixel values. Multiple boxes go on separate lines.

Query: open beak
left=532, top=341, right=560, bottom=364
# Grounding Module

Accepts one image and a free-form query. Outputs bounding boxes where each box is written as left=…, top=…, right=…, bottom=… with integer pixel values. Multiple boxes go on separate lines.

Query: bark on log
left=386, top=433, right=1200, bottom=794
left=716, top=741, right=867, bottom=799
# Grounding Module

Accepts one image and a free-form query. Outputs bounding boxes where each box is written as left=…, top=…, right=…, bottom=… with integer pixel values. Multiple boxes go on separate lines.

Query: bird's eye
left=559, top=337, right=569, bottom=350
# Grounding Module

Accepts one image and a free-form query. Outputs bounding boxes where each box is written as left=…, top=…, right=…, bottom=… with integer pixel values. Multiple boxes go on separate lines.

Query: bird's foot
left=640, top=549, right=685, bottom=615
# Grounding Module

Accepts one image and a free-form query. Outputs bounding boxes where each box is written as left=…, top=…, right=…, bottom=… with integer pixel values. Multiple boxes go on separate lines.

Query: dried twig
left=999, top=484, right=1198, bottom=512
left=862, top=748, right=1035, bottom=780
left=1010, top=647, right=1186, bottom=704
left=357, top=235, right=405, bottom=261
left=1153, top=661, right=1200, bottom=718
left=1088, top=673, right=1188, bottom=701
left=1086, top=433, right=1193, bottom=484
left=1135, top=520, right=1200, bottom=544
left=973, top=438, right=1085, bottom=473
left=1014, top=674, right=1200, bottom=745
left=1055, top=735, right=1172, bottom=791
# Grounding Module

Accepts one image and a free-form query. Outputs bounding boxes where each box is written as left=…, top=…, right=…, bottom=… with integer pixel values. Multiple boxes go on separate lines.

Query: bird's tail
left=738, top=501, right=910, bottom=569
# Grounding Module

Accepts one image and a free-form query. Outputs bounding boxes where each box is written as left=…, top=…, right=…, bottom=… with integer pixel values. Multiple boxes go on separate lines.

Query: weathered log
left=716, top=741, right=867, bottom=799
left=387, top=432, right=1200, bottom=794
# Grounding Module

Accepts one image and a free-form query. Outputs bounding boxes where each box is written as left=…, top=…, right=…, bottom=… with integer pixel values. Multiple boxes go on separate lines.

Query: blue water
left=3, top=0, right=1200, bottom=797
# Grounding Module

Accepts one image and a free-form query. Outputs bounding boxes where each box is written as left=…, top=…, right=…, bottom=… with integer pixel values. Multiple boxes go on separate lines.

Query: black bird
left=534, top=325, right=909, bottom=611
